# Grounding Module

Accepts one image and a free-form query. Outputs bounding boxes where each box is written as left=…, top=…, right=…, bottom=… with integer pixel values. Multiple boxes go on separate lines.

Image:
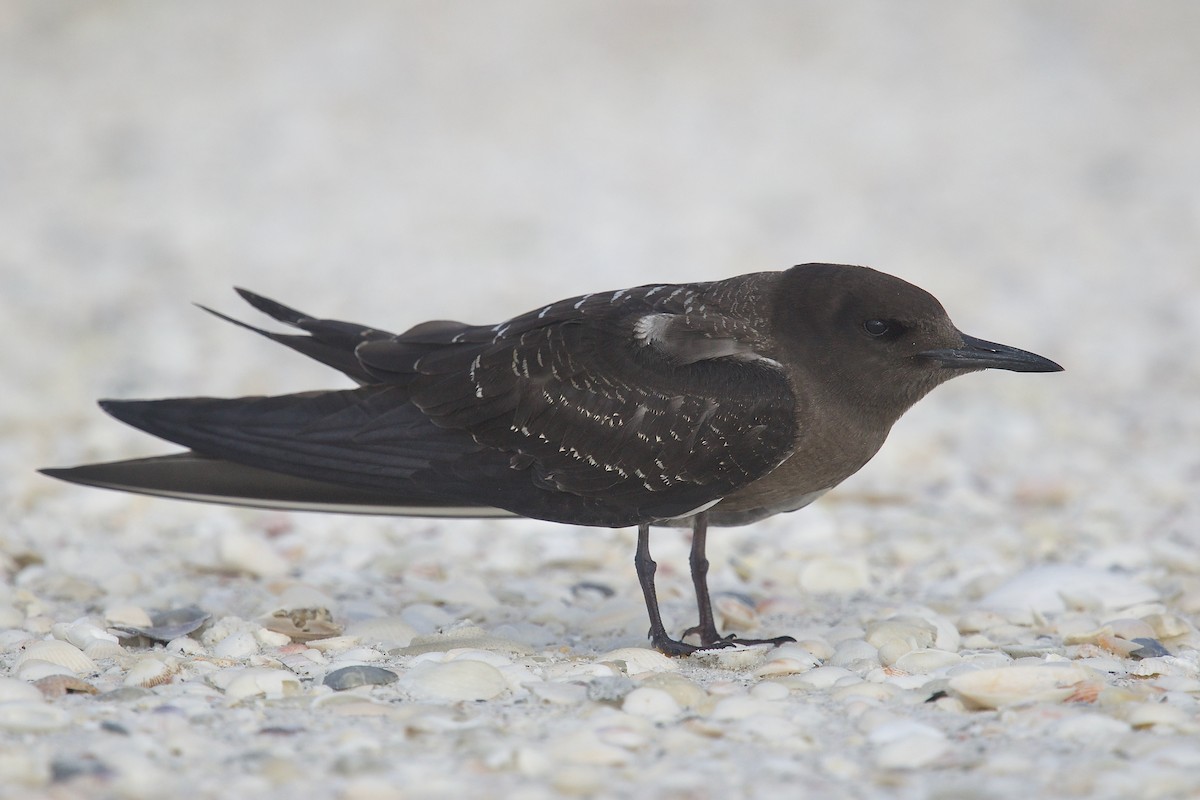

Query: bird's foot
left=681, top=623, right=796, bottom=650
left=649, top=632, right=701, bottom=656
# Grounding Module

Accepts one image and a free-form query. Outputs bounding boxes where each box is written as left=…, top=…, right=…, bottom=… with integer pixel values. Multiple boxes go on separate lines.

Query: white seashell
left=344, top=616, right=417, bottom=649
left=215, top=667, right=302, bottom=700
left=528, top=681, right=589, bottom=706
left=217, top=530, right=288, bottom=577
left=640, top=673, right=709, bottom=710
left=254, top=628, right=292, bottom=648
left=798, top=556, right=870, bottom=593
left=621, top=687, right=681, bottom=722
left=948, top=664, right=1095, bottom=709
left=63, top=621, right=121, bottom=651
left=0, top=701, right=69, bottom=733
left=165, top=636, right=206, bottom=656
left=407, top=660, right=508, bottom=701
left=0, top=677, right=44, bottom=703
left=793, top=639, right=834, bottom=661
left=1142, top=613, right=1192, bottom=640
left=830, top=639, right=880, bottom=669
left=305, top=636, right=360, bottom=653
left=980, top=566, right=1158, bottom=613
left=15, top=641, right=96, bottom=674
left=32, top=675, right=98, bottom=698
left=794, top=665, right=859, bottom=689
left=877, top=639, right=918, bottom=666
left=546, top=729, right=632, bottom=767
left=1124, top=702, right=1192, bottom=731
left=830, top=682, right=900, bottom=702
left=212, top=631, right=259, bottom=659
left=597, top=648, right=679, bottom=675
left=865, top=618, right=937, bottom=651
left=104, top=605, right=153, bottom=629
left=1105, top=617, right=1156, bottom=642
left=753, top=655, right=820, bottom=678
left=708, top=695, right=778, bottom=721
left=14, top=659, right=75, bottom=681
left=892, top=649, right=963, bottom=674
left=124, top=657, right=179, bottom=688
left=869, top=720, right=948, bottom=769
left=331, top=647, right=385, bottom=664
left=83, top=641, right=127, bottom=661
left=693, top=644, right=772, bottom=670
left=0, top=605, right=24, bottom=628
left=749, top=681, right=789, bottom=701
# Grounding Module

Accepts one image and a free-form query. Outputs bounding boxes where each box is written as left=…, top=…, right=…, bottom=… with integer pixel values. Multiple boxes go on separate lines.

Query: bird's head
left=773, top=263, right=1062, bottom=420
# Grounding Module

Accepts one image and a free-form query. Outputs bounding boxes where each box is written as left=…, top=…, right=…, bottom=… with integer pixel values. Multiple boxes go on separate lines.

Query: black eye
left=863, top=319, right=891, bottom=337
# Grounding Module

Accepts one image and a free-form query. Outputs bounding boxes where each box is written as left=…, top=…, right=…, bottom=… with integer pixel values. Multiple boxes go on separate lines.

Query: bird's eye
left=863, top=319, right=891, bottom=337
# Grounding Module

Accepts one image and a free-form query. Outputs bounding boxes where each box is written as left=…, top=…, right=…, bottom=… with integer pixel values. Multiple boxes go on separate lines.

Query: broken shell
left=104, top=605, right=154, bottom=628
left=110, top=606, right=211, bottom=642
left=1142, top=613, right=1191, bottom=640
left=345, top=616, right=417, bottom=649
left=32, top=675, right=98, bottom=698
left=948, top=664, right=1096, bottom=709
left=124, top=657, right=179, bottom=688
left=323, top=665, right=399, bottom=691
left=597, top=648, right=679, bottom=676
left=214, top=667, right=302, bottom=700
left=16, top=640, right=97, bottom=674
left=62, top=621, right=121, bottom=651
left=261, top=607, right=343, bottom=642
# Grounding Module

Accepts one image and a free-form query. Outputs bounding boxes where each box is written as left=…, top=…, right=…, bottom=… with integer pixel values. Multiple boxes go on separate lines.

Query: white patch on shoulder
left=632, top=313, right=674, bottom=346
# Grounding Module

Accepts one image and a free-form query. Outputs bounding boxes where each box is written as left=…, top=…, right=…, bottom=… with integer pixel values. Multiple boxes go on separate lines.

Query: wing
left=60, top=277, right=797, bottom=527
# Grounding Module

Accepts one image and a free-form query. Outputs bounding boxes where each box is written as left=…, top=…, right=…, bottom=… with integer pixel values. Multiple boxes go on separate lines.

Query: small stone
left=323, top=665, right=399, bottom=691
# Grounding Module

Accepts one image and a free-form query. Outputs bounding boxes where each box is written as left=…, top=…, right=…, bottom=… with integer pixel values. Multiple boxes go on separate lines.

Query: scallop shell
left=62, top=621, right=121, bottom=651
left=15, top=659, right=76, bottom=681
left=16, top=640, right=97, bottom=674
left=84, top=641, right=128, bottom=661
left=124, top=657, right=179, bottom=688
left=32, top=675, right=99, bottom=698
left=948, top=664, right=1096, bottom=709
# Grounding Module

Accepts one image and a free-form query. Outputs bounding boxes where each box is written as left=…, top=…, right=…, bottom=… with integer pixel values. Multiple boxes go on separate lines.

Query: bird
left=41, top=263, right=1063, bottom=655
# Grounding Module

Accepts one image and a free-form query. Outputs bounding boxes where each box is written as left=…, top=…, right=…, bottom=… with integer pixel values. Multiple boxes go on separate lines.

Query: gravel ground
left=4, top=3, right=1200, bottom=799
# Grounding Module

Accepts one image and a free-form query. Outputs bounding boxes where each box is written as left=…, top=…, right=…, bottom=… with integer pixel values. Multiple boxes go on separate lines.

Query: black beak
left=920, top=334, right=1064, bottom=373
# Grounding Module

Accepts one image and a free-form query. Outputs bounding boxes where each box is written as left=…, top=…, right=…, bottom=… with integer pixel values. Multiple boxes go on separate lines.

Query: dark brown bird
left=41, top=264, right=1062, bottom=654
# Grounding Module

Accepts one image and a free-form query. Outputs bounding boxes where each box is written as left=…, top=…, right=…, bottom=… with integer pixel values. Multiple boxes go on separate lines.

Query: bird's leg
left=681, top=511, right=725, bottom=646
left=635, top=523, right=698, bottom=656
left=681, top=511, right=797, bottom=650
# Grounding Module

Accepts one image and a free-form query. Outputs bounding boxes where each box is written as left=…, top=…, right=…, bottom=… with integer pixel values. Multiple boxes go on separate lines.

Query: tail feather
left=39, top=453, right=514, bottom=517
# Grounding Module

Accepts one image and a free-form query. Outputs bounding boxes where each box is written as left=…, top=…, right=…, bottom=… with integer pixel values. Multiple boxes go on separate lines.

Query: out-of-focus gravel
left=4, top=3, right=1200, bottom=799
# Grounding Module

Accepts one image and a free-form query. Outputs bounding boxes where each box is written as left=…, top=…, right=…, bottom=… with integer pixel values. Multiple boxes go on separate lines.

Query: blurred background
left=4, top=1, right=1199, bottom=578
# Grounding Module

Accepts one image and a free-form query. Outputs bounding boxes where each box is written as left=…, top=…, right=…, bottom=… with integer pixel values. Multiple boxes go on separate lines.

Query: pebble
left=323, top=665, right=399, bottom=691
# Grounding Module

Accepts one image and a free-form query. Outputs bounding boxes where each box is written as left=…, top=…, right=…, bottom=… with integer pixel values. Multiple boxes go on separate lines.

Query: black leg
left=634, top=523, right=698, bottom=656
left=681, top=511, right=726, bottom=646
left=680, top=511, right=797, bottom=650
